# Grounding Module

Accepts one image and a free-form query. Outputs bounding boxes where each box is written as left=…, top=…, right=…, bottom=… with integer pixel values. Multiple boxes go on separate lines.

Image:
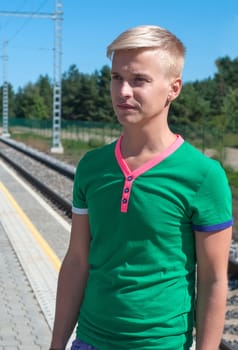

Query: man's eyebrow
left=133, top=72, right=149, bottom=77
left=111, top=71, right=149, bottom=76
left=110, top=71, right=152, bottom=80
left=129, top=70, right=152, bottom=76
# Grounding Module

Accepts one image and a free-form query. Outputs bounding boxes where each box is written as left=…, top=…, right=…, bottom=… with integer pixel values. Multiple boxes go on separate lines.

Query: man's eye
left=111, top=75, right=121, bottom=81
left=135, top=76, right=145, bottom=81
left=134, top=76, right=149, bottom=84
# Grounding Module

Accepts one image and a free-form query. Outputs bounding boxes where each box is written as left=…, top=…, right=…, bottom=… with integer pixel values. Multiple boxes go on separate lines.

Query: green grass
left=61, top=138, right=96, bottom=164
left=225, top=167, right=238, bottom=196
left=10, top=131, right=51, bottom=150
left=10, top=130, right=94, bottom=165
left=223, top=133, right=238, bottom=148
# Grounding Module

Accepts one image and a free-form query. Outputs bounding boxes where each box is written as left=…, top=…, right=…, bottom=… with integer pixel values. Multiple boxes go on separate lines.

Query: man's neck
left=121, top=126, right=176, bottom=158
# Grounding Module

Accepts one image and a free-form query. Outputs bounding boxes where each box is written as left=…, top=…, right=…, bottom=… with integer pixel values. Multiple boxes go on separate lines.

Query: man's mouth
left=117, top=103, right=136, bottom=109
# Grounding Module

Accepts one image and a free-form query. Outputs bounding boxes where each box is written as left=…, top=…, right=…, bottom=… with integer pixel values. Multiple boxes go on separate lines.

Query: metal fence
left=2, top=117, right=122, bottom=145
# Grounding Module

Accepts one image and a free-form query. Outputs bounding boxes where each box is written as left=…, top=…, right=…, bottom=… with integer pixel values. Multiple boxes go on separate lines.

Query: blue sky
left=0, top=0, right=238, bottom=90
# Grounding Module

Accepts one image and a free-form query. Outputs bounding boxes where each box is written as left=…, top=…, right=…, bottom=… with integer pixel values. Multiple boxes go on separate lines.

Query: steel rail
left=0, top=151, right=72, bottom=218
left=0, top=137, right=75, bottom=179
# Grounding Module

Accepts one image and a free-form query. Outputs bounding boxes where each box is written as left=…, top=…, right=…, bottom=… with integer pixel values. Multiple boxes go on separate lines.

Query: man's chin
left=117, top=113, right=141, bottom=125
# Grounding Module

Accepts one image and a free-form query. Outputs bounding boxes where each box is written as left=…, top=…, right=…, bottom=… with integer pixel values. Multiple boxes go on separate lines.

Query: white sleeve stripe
left=72, top=207, right=88, bottom=215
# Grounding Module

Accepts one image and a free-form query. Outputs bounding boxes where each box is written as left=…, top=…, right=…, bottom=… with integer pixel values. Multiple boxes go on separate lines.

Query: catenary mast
left=2, top=40, right=9, bottom=137
left=51, top=0, right=63, bottom=153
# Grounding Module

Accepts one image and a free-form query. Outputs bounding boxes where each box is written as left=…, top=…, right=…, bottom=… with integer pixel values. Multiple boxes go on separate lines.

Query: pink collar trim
left=115, top=134, right=184, bottom=178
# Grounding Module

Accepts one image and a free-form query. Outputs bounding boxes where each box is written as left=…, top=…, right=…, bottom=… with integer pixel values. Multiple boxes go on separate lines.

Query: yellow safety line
left=0, top=181, right=61, bottom=272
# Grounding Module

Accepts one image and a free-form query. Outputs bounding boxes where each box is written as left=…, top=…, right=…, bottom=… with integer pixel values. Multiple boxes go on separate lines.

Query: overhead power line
left=0, top=0, right=51, bottom=42
left=0, top=11, right=53, bottom=18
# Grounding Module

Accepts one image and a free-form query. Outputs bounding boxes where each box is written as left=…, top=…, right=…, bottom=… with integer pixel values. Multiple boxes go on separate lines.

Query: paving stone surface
left=0, top=222, right=51, bottom=350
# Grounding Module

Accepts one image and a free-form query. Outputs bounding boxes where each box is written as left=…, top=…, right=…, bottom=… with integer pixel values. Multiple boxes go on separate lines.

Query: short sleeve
left=191, top=161, right=233, bottom=232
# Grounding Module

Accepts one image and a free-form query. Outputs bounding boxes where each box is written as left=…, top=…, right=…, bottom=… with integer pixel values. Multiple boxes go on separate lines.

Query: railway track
left=0, top=137, right=74, bottom=218
left=0, top=136, right=238, bottom=350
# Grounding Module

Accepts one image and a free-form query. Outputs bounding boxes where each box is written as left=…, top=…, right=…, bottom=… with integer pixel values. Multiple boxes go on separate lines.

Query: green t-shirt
left=72, top=136, right=232, bottom=350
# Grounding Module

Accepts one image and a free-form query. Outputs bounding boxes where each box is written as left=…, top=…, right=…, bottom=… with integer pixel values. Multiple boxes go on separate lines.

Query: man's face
left=110, top=48, right=178, bottom=127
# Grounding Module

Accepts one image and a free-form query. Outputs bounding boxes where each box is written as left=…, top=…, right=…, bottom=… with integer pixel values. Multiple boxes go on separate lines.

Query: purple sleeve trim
left=193, top=219, right=233, bottom=232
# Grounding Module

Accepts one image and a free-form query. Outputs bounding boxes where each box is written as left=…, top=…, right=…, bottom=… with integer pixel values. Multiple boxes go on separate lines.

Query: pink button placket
left=115, top=135, right=184, bottom=213
left=121, top=175, right=134, bottom=212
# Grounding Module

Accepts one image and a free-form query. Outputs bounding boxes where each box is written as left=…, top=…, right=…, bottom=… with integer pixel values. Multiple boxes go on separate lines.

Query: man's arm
left=50, top=213, right=91, bottom=349
left=195, top=227, right=232, bottom=350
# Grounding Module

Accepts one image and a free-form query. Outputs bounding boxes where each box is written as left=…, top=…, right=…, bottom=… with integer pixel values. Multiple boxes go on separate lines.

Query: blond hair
left=107, top=25, right=186, bottom=78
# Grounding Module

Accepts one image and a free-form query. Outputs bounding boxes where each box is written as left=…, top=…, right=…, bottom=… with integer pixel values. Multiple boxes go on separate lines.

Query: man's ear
left=169, top=77, right=182, bottom=101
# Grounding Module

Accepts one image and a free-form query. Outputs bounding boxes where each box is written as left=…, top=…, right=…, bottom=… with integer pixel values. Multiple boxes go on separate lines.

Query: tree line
left=1, top=56, right=238, bottom=132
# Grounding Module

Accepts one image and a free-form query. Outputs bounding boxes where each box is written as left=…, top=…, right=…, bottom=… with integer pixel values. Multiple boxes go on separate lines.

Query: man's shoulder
left=180, top=141, right=225, bottom=178
left=81, top=140, right=116, bottom=161
left=75, top=140, right=117, bottom=175
left=181, top=141, right=218, bottom=164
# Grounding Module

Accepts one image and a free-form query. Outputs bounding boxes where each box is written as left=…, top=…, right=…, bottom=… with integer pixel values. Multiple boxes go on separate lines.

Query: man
left=50, top=25, right=233, bottom=350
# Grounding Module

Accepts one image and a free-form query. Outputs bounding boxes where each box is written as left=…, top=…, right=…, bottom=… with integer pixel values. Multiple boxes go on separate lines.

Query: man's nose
left=120, top=81, right=133, bottom=96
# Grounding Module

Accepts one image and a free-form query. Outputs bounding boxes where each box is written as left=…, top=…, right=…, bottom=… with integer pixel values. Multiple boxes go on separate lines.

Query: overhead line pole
left=0, top=0, right=64, bottom=153
left=51, top=0, right=63, bottom=153
left=2, top=40, right=10, bottom=137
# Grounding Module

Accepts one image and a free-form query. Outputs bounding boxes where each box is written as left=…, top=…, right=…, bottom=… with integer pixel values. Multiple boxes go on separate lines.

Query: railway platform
left=0, top=159, right=72, bottom=349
